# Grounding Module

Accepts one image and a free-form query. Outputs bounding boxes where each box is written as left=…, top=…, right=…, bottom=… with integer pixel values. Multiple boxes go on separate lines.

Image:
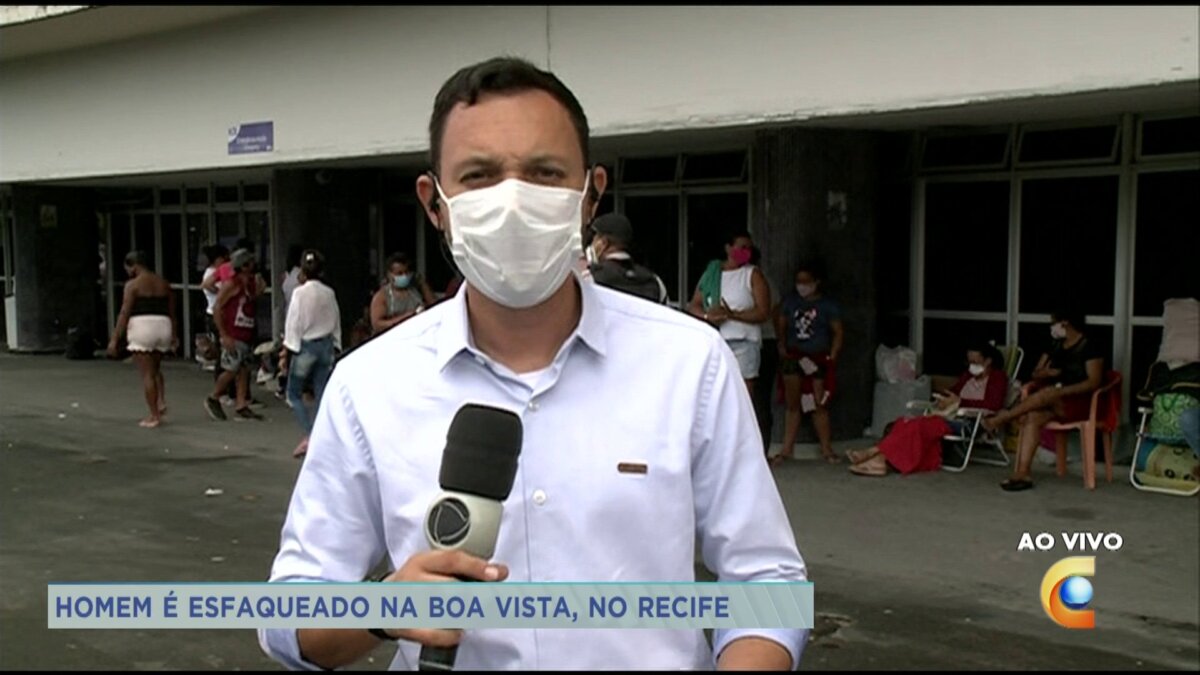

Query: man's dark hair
left=1052, top=308, right=1087, bottom=332
left=386, top=252, right=411, bottom=270
left=428, top=57, right=591, bottom=173
left=300, top=249, right=325, bottom=281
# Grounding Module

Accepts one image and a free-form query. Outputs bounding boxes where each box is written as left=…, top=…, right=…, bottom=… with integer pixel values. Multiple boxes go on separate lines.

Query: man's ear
left=416, top=173, right=443, bottom=230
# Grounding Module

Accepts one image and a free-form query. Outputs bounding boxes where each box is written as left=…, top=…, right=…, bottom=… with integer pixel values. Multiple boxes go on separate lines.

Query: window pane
left=1016, top=322, right=1112, bottom=383
left=621, top=156, right=677, bottom=184
left=244, top=211, right=271, bottom=282
left=1019, top=176, right=1118, bottom=316
left=595, top=192, right=615, bottom=220
left=686, top=193, right=747, bottom=302
left=924, top=181, right=1009, bottom=312
left=1131, top=325, right=1164, bottom=424
left=1141, top=116, right=1200, bottom=156
left=215, top=185, right=239, bottom=203
left=110, top=213, right=131, bottom=273
left=216, top=212, right=240, bottom=246
left=159, top=213, right=183, bottom=283
left=1134, top=170, right=1200, bottom=316
left=922, top=132, right=1009, bottom=169
left=134, top=214, right=156, bottom=272
left=186, top=187, right=209, bottom=207
left=187, top=213, right=211, bottom=285
left=681, top=151, right=746, bottom=183
left=243, top=183, right=270, bottom=202
left=1018, top=125, right=1117, bottom=164
left=159, top=189, right=181, bottom=206
left=922, top=319, right=1007, bottom=376
left=621, top=195, right=679, bottom=301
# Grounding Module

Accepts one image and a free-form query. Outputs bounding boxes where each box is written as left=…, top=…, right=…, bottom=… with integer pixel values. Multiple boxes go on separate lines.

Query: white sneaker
left=256, top=368, right=273, bottom=385
left=219, top=396, right=236, bottom=408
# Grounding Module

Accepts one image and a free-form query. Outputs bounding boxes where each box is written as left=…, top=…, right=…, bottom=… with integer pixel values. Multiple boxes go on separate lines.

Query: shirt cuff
left=258, top=627, right=326, bottom=671
left=712, top=628, right=807, bottom=671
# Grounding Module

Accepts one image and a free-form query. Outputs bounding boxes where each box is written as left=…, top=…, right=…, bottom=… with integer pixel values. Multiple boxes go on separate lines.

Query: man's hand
left=378, top=550, right=509, bottom=647
left=717, top=636, right=792, bottom=670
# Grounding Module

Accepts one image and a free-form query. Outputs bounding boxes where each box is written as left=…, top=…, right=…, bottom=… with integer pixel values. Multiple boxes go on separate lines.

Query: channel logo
left=1040, top=556, right=1095, bottom=629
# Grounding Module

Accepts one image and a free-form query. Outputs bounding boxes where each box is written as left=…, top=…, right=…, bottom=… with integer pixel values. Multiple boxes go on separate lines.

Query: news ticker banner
left=49, top=582, right=813, bottom=630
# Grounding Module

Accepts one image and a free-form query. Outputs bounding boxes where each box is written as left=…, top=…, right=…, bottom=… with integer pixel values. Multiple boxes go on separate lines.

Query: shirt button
left=527, top=400, right=539, bottom=411
left=474, top=355, right=486, bottom=365
left=532, top=489, right=547, bottom=506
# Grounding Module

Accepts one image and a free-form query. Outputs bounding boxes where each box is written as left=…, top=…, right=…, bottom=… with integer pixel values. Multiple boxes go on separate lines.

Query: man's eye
left=534, top=168, right=566, bottom=181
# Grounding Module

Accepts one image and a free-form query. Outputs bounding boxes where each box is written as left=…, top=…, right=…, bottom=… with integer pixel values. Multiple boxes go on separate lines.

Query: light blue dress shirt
left=258, top=276, right=809, bottom=670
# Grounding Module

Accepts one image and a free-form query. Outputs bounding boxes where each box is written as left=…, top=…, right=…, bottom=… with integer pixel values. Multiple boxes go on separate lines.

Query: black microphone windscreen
left=439, top=404, right=523, bottom=500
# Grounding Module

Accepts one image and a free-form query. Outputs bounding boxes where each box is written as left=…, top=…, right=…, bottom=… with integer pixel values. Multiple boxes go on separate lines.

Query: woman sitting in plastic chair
left=847, top=343, right=1008, bottom=476
left=982, top=309, right=1104, bottom=492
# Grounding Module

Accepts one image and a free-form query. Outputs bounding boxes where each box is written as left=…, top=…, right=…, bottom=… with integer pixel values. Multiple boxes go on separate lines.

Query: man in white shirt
left=258, top=56, right=807, bottom=671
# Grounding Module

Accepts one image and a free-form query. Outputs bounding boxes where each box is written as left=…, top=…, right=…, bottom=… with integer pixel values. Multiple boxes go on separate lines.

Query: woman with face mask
left=370, top=252, right=436, bottom=336
left=107, top=250, right=177, bottom=428
left=847, top=344, right=1008, bottom=476
left=983, top=309, right=1105, bottom=491
left=687, top=232, right=771, bottom=397
left=772, top=262, right=844, bottom=466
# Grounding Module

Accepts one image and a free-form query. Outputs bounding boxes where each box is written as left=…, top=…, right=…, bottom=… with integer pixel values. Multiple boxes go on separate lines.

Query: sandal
left=823, top=453, right=843, bottom=465
left=849, top=458, right=887, bottom=476
left=769, top=453, right=793, bottom=468
left=846, top=448, right=878, bottom=465
left=1000, top=477, right=1034, bottom=492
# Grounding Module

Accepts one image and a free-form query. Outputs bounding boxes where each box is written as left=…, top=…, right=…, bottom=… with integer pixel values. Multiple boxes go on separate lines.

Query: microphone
left=418, top=403, right=523, bottom=672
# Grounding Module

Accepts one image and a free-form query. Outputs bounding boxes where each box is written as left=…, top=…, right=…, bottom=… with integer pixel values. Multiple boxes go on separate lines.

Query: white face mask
left=1050, top=323, right=1067, bottom=339
left=436, top=174, right=589, bottom=309
left=968, top=363, right=986, bottom=377
left=796, top=283, right=816, bottom=298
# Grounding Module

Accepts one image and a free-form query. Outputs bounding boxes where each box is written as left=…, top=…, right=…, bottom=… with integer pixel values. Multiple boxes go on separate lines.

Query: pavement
left=1, top=352, right=1197, bottom=671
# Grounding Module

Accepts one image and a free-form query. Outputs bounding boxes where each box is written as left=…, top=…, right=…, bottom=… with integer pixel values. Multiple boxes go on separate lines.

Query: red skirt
left=877, top=416, right=952, bottom=474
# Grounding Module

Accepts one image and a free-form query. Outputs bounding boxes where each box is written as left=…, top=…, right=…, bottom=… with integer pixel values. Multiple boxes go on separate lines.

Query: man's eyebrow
left=521, top=154, right=570, bottom=167
left=449, top=155, right=504, bottom=173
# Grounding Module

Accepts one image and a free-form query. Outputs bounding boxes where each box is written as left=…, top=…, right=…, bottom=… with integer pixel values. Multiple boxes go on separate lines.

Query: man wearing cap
left=205, top=248, right=265, bottom=421
left=585, top=213, right=670, bottom=304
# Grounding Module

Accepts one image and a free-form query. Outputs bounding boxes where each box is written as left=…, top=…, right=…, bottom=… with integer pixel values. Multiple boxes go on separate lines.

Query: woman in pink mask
left=688, top=232, right=771, bottom=398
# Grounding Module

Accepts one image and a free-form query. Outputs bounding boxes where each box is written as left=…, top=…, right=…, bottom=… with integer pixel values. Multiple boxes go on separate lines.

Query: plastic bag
left=875, top=345, right=918, bottom=383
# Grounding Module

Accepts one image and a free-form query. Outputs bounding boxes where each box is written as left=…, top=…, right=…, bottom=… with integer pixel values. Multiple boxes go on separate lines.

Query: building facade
left=2, top=6, right=1197, bottom=438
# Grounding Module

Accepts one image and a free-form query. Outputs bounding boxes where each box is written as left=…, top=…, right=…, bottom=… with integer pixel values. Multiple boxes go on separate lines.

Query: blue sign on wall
left=228, top=121, right=274, bottom=155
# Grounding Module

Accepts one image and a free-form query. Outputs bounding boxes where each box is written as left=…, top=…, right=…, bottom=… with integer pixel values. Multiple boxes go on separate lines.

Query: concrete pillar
left=751, top=128, right=885, bottom=441
left=9, top=185, right=97, bottom=352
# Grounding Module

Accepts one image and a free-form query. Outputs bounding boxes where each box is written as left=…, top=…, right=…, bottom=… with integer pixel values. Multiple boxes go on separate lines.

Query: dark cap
left=591, top=213, right=634, bottom=246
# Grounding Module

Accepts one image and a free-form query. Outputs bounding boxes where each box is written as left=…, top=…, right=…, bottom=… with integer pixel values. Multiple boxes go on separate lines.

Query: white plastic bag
left=875, top=345, right=918, bottom=383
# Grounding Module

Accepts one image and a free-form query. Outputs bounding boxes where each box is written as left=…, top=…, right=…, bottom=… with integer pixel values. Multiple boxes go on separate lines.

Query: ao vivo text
left=1017, top=532, right=1124, bottom=552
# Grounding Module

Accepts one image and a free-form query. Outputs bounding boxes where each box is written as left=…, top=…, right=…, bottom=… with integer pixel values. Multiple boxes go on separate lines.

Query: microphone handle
left=417, top=576, right=477, bottom=672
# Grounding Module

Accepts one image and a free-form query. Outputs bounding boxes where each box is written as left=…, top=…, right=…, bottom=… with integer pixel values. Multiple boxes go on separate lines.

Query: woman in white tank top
left=687, top=232, right=772, bottom=397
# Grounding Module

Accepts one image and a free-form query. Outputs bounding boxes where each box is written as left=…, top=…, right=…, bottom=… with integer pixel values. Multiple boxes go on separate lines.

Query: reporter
left=258, top=56, right=807, bottom=671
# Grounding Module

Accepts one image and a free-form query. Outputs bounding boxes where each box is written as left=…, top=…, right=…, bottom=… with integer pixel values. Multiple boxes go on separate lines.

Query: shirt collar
left=434, top=272, right=608, bottom=372
left=604, top=251, right=632, bottom=261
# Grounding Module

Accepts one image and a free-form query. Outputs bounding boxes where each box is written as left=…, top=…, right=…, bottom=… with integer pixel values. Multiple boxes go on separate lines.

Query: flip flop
left=1000, top=478, right=1034, bottom=492
left=823, top=453, right=843, bottom=465
left=769, top=453, right=792, bottom=468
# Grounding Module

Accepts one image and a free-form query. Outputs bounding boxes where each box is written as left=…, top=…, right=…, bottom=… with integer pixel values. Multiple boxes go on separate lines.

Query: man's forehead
left=439, top=89, right=584, bottom=166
